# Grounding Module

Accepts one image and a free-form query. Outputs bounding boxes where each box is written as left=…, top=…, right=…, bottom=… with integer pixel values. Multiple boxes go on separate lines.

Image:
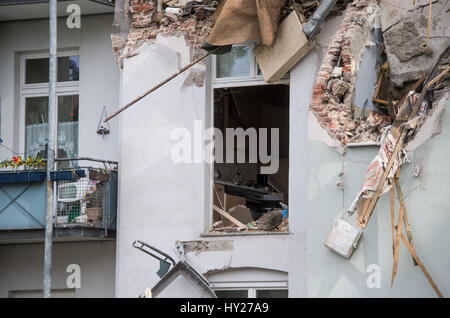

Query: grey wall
left=305, top=99, right=450, bottom=297
left=0, top=241, right=116, bottom=298
left=0, top=13, right=120, bottom=164
left=287, top=14, right=345, bottom=298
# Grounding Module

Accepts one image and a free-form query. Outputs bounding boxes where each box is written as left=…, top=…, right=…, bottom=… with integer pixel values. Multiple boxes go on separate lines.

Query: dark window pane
left=25, top=58, right=49, bottom=84
left=25, top=56, right=79, bottom=84
left=58, top=56, right=79, bottom=81
left=214, top=290, right=248, bottom=298
left=256, top=289, right=288, bottom=298
left=58, top=95, right=79, bottom=122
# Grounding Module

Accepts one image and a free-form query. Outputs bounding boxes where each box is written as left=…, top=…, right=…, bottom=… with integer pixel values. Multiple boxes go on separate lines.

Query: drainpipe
left=302, top=0, right=338, bottom=38
left=43, top=0, right=57, bottom=299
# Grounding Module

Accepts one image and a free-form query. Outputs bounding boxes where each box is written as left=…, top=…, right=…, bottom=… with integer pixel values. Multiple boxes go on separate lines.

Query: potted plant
left=88, top=168, right=110, bottom=182
left=0, top=156, right=47, bottom=183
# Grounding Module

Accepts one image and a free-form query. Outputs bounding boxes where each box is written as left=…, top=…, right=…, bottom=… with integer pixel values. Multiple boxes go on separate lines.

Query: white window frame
left=211, top=282, right=289, bottom=298
left=19, top=51, right=80, bottom=157
left=212, top=42, right=289, bottom=89
left=207, top=44, right=290, bottom=232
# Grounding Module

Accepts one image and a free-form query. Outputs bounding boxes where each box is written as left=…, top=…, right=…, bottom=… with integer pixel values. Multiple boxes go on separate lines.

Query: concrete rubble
left=380, top=0, right=450, bottom=87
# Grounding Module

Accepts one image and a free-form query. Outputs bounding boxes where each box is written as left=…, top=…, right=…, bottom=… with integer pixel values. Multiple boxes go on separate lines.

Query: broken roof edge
left=0, top=0, right=115, bottom=6
left=151, top=261, right=217, bottom=298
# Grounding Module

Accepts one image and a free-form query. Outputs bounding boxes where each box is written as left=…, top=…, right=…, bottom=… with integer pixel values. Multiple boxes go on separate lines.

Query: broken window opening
left=209, top=84, right=290, bottom=234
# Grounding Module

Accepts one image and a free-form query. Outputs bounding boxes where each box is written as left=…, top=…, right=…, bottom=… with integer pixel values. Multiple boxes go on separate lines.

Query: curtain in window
left=25, top=122, right=78, bottom=159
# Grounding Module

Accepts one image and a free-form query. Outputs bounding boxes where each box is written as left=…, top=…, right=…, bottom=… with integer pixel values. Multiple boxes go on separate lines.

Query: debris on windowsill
left=208, top=212, right=289, bottom=234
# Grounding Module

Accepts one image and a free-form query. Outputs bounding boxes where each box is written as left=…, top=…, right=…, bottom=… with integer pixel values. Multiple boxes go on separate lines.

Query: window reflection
left=216, top=46, right=251, bottom=78
left=25, top=56, right=80, bottom=84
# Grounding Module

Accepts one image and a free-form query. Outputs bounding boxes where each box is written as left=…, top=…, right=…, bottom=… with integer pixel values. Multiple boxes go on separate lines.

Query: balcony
left=0, top=158, right=117, bottom=243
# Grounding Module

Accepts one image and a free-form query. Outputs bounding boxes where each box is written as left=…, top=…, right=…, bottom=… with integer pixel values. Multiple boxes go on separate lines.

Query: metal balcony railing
left=53, top=158, right=118, bottom=234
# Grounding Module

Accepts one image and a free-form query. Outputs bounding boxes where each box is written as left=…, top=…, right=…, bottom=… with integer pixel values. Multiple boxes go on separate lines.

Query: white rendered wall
left=0, top=13, right=120, bottom=164
left=0, top=241, right=116, bottom=298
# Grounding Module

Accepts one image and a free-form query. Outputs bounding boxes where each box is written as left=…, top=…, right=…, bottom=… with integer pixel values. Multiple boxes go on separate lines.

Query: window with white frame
left=212, top=43, right=289, bottom=88
left=20, top=52, right=79, bottom=164
left=209, top=43, right=290, bottom=233
left=212, top=282, right=288, bottom=298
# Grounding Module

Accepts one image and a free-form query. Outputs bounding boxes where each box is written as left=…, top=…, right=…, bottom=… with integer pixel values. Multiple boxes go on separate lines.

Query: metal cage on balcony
left=53, top=158, right=118, bottom=234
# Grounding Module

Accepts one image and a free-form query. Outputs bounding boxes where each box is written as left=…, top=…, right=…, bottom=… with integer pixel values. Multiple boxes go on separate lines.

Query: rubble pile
left=113, top=0, right=218, bottom=64
left=380, top=0, right=450, bottom=87
left=209, top=215, right=289, bottom=234
left=310, top=0, right=392, bottom=145
left=283, top=0, right=352, bottom=20
left=115, top=0, right=352, bottom=67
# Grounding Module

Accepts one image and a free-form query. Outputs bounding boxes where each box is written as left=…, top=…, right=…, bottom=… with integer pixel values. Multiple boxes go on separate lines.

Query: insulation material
left=205, top=0, right=287, bottom=47
left=348, top=130, right=409, bottom=216
left=255, top=11, right=314, bottom=83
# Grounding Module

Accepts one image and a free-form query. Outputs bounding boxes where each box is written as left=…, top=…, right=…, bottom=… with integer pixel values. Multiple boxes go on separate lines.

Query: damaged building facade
left=0, top=0, right=449, bottom=298
left=114, top=0, right=449, bottom=298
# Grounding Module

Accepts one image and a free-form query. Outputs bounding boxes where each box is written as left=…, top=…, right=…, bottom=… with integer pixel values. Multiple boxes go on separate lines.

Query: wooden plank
left=425, top=66, right=449, bottom=89
left=400, top=233, right=444, bottom=298
left=391, top=192, right=406, bottom=287
left=357, top=130, right=406, bottom=228
left=372, top=74, right=383, bottom=102
left=395, top=177, right=418, bottom=266
left=213, top=204, right=247, bottom=230
left=390, top=182, right=396, bottom=256
left=356, top=71, right=435, bottom=228
left=373, top=98, right=389, bottom=105
left=223, top=194, right=247, bottom=226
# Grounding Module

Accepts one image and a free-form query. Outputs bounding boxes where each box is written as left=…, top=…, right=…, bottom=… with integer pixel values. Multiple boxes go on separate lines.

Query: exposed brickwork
left=309, top=1, right=392, bottom=145
left=113, top=0, right=217, bottom=67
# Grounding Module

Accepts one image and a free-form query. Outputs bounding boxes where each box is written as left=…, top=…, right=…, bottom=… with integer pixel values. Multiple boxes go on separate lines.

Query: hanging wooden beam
left=357, top=68, right=447, bottom=228
left=357, top=130, right=406, bottom=228
left=390, top=181, right=396, bottom=256
left=394, top=176, right=418, bottom=266
left=391, top=189, right=406, bottom=287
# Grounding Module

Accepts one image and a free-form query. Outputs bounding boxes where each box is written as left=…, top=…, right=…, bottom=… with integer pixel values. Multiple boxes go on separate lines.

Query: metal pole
left=43, top=0, right=57, bottom=298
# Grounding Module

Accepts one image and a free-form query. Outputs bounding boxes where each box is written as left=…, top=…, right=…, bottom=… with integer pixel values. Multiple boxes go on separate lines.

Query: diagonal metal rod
left=104, top=48, right=219, bottom=123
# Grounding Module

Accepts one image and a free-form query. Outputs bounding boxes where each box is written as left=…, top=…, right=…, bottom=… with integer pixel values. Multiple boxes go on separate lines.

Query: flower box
left=50, top=170, right=86, bottom=181
left=0, top=171, right=46, bottom=184
left=88, top=170, right=110, bottom=182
